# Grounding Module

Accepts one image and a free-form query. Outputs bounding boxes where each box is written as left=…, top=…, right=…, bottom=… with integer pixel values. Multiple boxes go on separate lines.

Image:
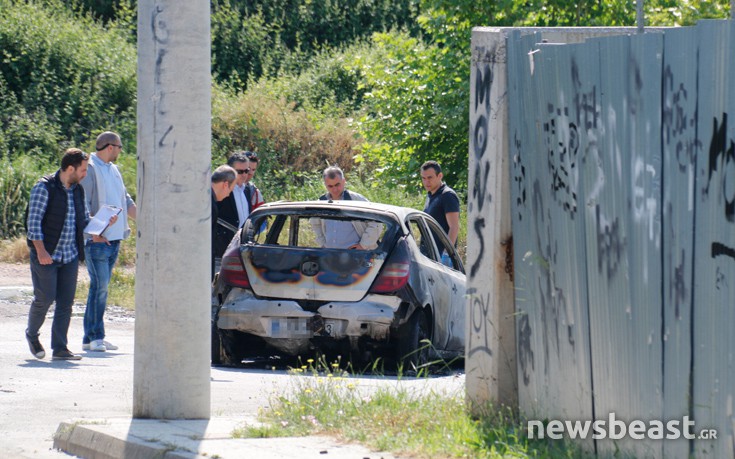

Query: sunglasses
left=236, top=168, right=251, bottom=175
left=97, top=143, right=123, bottom=151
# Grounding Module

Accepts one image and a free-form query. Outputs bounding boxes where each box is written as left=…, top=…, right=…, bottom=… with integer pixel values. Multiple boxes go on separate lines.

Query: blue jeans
left=83, top=240, right=120, bottom=344
left=27, top=250, right=79, bottom=352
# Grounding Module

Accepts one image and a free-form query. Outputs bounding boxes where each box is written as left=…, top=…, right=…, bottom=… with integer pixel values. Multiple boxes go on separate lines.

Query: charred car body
left=211, top=200, right=466, bottom=368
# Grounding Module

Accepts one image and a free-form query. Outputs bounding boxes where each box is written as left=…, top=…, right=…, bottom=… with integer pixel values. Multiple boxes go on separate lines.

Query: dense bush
left=261, top=47, right=369, bottom=118
left=212, top=85, right=362, bottom=193
left=0, top=0, right=137, bottom=160
left=0, top=157, right=44, bottom=239
left=0, top=80, right=60, bottom=159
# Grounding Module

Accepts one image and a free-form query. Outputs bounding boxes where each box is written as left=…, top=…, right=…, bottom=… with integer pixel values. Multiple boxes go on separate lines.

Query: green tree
left=210, top=0, right=421, bottom=89
left=355, top=2, right=497, bottom=193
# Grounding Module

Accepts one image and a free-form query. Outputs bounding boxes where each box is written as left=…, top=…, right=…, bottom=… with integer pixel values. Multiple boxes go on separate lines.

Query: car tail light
left=220, top=246, right=251, bottom=289
left=369, top=238, right=410, bottom=293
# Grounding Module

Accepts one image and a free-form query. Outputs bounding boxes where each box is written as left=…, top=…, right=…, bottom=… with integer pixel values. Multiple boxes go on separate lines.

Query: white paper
left=84, top=205, right=122, bottom=236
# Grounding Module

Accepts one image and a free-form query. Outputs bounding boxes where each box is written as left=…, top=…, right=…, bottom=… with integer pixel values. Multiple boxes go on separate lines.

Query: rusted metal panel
left=661, top=26, right=698, bottom=459
left=508, top=31, right=595, bottom=436
left=692, top=19, right=735, bottom=459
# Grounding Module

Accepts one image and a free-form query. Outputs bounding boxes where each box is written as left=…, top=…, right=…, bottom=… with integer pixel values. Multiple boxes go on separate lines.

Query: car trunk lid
left=242, top=246, right=386, bottom=302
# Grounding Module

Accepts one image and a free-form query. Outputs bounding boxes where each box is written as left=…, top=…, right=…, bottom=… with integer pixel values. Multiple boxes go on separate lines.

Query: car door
left=405, top=214, right=465, bottom=352
left=422, top=216, right=465, bottom=352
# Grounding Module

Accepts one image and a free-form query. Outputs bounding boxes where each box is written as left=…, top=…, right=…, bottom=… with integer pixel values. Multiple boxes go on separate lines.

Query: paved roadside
left=0, top=285, right=462, bottom=458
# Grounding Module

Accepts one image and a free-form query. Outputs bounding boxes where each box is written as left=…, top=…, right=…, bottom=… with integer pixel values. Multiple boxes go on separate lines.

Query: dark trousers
left=26, top=250, right=79, bottom=352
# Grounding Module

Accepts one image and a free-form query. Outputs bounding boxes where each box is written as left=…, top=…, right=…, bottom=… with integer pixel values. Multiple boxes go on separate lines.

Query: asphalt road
left=0, top=285, right=465, bottom=458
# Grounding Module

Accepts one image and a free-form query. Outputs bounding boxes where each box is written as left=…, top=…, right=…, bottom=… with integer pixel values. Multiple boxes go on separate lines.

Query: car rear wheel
left=211, top=321, right=222, bottom=365
left=397, top=308, right=431, bottom=373
left=218, top=330, right=246, bottom=365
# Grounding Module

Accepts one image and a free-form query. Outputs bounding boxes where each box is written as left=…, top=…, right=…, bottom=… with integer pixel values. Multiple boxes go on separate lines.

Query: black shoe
left=25, top=332, right=45, bottom=359
left=52, top=348, right=82, bottom=361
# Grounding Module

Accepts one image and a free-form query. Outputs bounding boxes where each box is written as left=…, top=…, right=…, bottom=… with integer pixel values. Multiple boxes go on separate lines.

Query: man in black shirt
left=420, top=160, right=460, bottom=249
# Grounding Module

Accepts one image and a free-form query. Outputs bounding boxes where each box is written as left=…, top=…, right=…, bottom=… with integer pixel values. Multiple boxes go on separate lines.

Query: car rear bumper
left=216, top=288, right=402, bottom=355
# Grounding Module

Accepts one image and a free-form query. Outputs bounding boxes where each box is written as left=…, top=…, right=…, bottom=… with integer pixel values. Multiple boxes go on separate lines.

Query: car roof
left=252, top=200, right=427, bottom=222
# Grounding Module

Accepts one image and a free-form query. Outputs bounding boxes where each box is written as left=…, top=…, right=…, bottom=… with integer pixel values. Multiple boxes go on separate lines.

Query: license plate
left=270, top=317, right=310, bottom=338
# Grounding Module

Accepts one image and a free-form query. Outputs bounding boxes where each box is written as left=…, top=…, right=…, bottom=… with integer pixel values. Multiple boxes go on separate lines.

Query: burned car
left=211, top=200, right=466, bottom=369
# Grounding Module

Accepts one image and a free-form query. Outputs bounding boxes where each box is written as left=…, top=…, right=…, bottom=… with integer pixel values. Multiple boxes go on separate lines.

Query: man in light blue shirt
left=80, top=131, right=137, bottom=353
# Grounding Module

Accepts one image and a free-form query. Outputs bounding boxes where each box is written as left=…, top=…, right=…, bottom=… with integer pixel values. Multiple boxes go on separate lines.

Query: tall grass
left=238, top=359, right=590, bottom=458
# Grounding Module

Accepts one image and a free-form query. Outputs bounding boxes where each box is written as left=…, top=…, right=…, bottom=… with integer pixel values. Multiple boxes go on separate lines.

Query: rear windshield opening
left=247, top=214, right=395, bottom=250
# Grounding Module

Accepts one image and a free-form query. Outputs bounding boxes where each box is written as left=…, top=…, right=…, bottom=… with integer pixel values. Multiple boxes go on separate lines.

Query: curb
left=53, top=418, right=399, bottom=459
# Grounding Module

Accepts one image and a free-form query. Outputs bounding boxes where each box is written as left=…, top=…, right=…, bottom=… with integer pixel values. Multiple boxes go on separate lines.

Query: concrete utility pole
left=134, top=0, right=212, bottom=418
left=637, top=0, right=645, bottom=33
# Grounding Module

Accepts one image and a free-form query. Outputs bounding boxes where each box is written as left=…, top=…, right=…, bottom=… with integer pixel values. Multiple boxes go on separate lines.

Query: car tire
left=397, top=308, right=431, bottom=373
left=219, top=330, right=246, bottom=366
left=211, top=320, right=222, bottom=365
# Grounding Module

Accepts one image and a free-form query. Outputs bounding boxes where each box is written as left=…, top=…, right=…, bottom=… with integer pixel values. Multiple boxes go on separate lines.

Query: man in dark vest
left=25, top=148, right=97, bottom=360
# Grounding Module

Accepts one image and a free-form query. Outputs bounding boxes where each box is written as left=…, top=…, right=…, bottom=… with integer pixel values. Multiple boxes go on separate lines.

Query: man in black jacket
left=25, top=148, right=94, bottom=360
left=216, top=152, right=251, bottom=253
left=211, top=165, right=236, bottom=280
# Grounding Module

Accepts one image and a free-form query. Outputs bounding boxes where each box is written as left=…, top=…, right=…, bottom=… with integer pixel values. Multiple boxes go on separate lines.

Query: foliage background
left=0, top=0, right=730, bottom=240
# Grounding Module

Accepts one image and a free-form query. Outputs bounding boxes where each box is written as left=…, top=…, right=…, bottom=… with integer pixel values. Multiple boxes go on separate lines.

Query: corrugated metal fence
left=506, top=21, right=734, bottom=458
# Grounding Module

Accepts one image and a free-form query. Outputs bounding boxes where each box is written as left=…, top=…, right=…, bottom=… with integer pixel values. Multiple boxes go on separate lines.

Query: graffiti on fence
left=517, top=312, right=534, bottom=386
left=705, top=114, right=735, bottom=223
left=663, top=65, right=699, bottom=173
left=712, top=242, right=735, bottom=262
left=531, top=179, right=575, bottom=372
left=543, top=105, right=579, bottom=217
left=715, top=266, right=729, bottom=291
left=512, top=131, right=527, bottom=221
left=596, top=204, right=626, bottom=279
left=670, top=247, right=688, bottom=320
left=704, top=113, right=735, bottom=266
left=571, top=58, right=606, bottom=210
left=632, top=155, right=661, bottom=251
left=662, top=65, right=697, bottom=318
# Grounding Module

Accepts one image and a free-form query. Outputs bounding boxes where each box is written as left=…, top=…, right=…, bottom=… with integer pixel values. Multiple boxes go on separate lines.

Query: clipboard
left=84, top=205, right=122, bottom=236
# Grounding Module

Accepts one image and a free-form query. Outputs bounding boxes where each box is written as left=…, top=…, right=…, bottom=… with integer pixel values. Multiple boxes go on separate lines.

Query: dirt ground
left=0, top=262, right=33, bottom=286
left=0, top=262, right=133, bottom=321
left=0, top=262, right=91, bottom=286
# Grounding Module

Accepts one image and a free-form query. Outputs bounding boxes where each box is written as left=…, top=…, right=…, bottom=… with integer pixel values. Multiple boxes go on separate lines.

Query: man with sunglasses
left=80, top=131, right=137, bottom=353
left=242, top=151, right=265, bottom=213
left=215, top=152, right=253, bottom=256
